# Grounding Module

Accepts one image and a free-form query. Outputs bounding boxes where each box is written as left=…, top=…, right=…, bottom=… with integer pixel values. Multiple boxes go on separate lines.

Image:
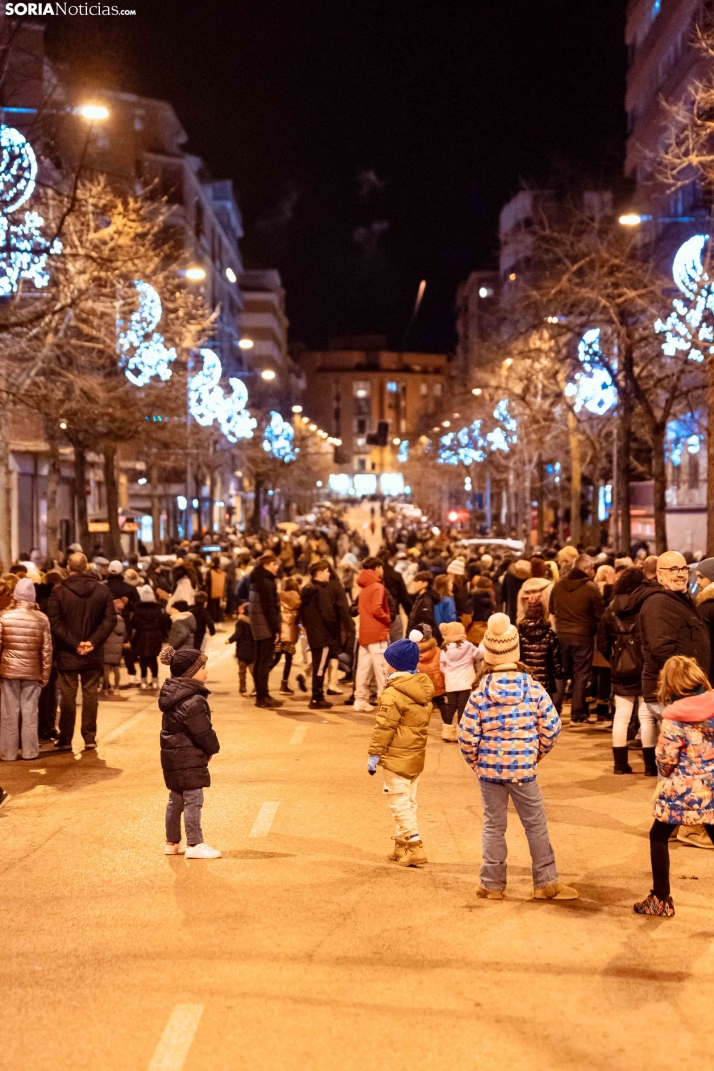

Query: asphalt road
left=2, top=632, right=714, bottom=1071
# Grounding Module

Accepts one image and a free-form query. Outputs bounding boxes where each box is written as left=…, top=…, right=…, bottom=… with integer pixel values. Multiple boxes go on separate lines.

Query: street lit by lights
left=546, top=316, right=559, bottom=324
left=292, top=405, right=303, bottom=413
left=185, top=266, right=206, bottom=281
left=309, top=424, right=317, bottom=431
left=77, top=103, right=109, bottom=121
left=442, top=420, right=450, bottom=427
left=59, top=421, right=67, bottom=429
left=137, top=477, right=147, bottom=485
left=504, top=358, right=513, bottom=367
left=472, top=388, right=482, bottom=396
left=392, top=437, right=401, bottom=445
left=509, top=272, right=516, bottom=281
left=261, top=368, right=276, bottom=381
left=225, top=267, right=237, bottom=282
left=618, top=213, right=643, bottom=227
left=238, top=338, right=254, bottom=349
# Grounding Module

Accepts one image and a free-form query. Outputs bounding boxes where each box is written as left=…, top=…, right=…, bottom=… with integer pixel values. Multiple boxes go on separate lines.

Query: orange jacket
left=417, top=636, right=445, bottom=696
left=357, top=569, right=391, bottom=646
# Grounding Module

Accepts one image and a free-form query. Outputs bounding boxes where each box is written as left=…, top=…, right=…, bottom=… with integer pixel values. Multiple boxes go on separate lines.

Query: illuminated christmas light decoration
left=353, top=473, right=377, bottom=496
left=397, top=440, right=409, bottom=463
left=262, top=410, right=297, bottom=461
left=328, top=473, right=351, bottom=495
left=666, top=414, right=703, bottom=467
left=117, top=280, right=177, bottom=387
left=0, top=124, right=60, bottom=297
left=566, top=329, right=617, bottom=415
left=655, top=235, right=714, bottom=364
left=189, top=348, right=256, bottom=442
left=380, top=472, right=404, bottom=496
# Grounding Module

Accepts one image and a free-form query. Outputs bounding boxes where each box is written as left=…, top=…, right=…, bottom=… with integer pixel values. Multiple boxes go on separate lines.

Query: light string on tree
left=117, top=280, right=177, bottom=387
left=188, top=347, right=256, bottom=442
left=655, top=234, right=714, bottom=364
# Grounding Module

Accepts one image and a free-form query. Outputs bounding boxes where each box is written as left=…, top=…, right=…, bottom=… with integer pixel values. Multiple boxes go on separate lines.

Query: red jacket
left=357, top=569, right=391, bottom=646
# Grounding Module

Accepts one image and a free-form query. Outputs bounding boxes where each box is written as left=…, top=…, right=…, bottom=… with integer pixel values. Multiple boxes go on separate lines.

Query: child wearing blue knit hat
left=366, top=630, right=435, bottom=867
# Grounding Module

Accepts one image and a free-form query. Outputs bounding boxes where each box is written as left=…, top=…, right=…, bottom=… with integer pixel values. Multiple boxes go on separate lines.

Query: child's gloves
left=367, top=754, right=380, bottom=775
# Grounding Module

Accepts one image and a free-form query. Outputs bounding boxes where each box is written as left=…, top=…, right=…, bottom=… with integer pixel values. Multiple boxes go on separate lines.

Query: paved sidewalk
left=1, top=636, right=713, bottom=1071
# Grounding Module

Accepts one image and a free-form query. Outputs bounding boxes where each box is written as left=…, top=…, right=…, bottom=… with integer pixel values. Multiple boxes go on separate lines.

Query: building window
left=355, top=418, right=367, bottom=435
left=433, top=382, right=442, bottom=397
left=356, top=456, right=367, bottom=472
left=386, top=381, right=398, bottom=393
left=353, top=380, right=370, bottom=398
left=420, top=382, right=428, bottom=396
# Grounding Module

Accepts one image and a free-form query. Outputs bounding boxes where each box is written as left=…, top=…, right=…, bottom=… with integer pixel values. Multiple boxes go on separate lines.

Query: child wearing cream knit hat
left=458, top=613, right=578, bottom=902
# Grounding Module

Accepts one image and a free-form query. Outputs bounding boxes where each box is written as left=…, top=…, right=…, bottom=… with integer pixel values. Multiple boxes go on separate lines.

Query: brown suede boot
left=397, top=838, right=428, bottom=867
left=388, top=836, right=408, bottom=862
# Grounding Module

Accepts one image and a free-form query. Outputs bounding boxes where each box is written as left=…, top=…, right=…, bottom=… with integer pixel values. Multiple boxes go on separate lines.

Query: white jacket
left=167, top=575, right=196, bottom=609
left=440, top=640, right=477, bottom=692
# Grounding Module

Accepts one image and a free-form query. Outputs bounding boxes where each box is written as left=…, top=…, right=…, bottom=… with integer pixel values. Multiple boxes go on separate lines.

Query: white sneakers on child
left=353, top=700, right=375, bottom=712
left=185, top=843, right=222, bottom=859
left=441, top=724, right=459, bottom=742
left=164, top=842, right=185, bottom=855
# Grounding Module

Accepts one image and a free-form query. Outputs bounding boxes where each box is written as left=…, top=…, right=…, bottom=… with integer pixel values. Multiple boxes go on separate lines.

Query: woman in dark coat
left=129, top=585, right=171, bottom=690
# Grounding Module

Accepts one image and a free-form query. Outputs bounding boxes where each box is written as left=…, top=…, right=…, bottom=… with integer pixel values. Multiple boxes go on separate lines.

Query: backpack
left=610, top=612, right=643, bottom=678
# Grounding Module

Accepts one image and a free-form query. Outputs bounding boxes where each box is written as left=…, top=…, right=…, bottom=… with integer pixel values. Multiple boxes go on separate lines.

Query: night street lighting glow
left=185, top=266, right=206, bottom=281
left=292, top=404, right=303, bottom=413
left=392, top=437, right=401, bottom=445
left=59, top=421, right=67, bottom=429
left=472, top=387, right=482, bottom=395
left=442, top=420, right=450, bottom=427
left=225, top=267, right=237, bottom=282
left=261, top=368, right=276, bottom=380
left=137, top=477, right=147, bottom=485
left=619, top=213, right=643, bottom=226
left=176, top=496, right=187, bottom=511
left=77, top=104, right=109, bottom=121
left=238, top=338, right=254, bottom=349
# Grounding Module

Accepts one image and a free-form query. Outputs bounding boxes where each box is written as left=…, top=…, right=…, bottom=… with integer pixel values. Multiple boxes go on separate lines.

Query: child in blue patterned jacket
left=459, top=613, right=578, bottom=902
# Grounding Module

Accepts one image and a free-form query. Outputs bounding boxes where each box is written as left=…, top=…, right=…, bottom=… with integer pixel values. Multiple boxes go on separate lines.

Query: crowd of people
left=1, top=514, right=714, bottom=917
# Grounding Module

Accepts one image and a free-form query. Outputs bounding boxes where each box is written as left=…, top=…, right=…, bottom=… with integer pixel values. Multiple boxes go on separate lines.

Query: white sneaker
left=164, top=842, right=185, bottom=855
left=353, top=700, right=375, bottom=712
left=185, top=843, right=222, bottom=859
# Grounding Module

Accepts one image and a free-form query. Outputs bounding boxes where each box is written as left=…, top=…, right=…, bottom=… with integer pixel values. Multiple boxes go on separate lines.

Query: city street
left=2, top=633, right=713, bottom=1071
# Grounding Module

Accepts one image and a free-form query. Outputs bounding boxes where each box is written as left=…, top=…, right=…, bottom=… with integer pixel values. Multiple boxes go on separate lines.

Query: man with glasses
left=638, top=551, right=710, bottom=788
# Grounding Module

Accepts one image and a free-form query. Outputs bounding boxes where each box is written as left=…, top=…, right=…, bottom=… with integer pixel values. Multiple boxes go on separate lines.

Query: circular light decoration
left=567, top=328, right=617, bottom=415
left=117, top=280, right=177, bottom=387
left=262, top=410, right=297, bottom=462
left=655, top=234, right=714, bottom=364
left=188, top=347, right=256, bottom=442
left=0, top=124, right=37, bottom=212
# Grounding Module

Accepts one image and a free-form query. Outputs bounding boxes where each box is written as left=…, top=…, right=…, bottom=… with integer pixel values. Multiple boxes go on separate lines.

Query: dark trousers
left=253, top=638, right=275, bottom=701
left=57, top=668, right=102, bottom=746
left=271, top=649, right=293, bottom=680
left=208, top=597, right=222, bottom=623
left=555, top=636, right=593, bottom=720
left=38, top=665, right=58, bottom=739
left=443, top=689, right=471, bottom=726
left=310, top=646, right=330, bottom=700
left=651, top=820, right=714, bottom=898
left=139, top=656, right=159, bottom=679
left=123, top=648, right=136, bottom=678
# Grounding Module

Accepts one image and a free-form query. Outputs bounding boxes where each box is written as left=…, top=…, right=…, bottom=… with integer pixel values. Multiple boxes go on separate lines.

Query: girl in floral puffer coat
left=634, top=655, right=714, bottom=918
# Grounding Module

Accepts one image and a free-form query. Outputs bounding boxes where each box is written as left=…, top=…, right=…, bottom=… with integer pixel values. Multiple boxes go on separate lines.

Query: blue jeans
left=478, top=778, right=558, bottom=891
left=165, top=788, right=204, bottom=845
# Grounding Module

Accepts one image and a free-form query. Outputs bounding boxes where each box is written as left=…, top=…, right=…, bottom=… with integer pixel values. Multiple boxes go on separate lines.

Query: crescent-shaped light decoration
left=0, top=124, right=37, bottom=212
left=188, top=348, right=256, bottom=442
left=117, top=280, right=177, bottom=387
left=655, top=234, right=714, bottom=365
left=0, top=124, right=61, bottom=296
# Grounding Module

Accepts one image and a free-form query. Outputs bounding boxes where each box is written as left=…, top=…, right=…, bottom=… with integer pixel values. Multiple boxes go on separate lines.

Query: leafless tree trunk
left=73, top=445, right=89, bottom=551
left=46, top=432, right=61, bottom=561
left=650, top=420, right=668, bottom=554
left=250, top=477, right=263, bottom=535
left=150, top=459, right=161, bottom=554
left=103, top=442, right=121, bottom=558
left=0, top=425, right=11, bottom=570
left=536, top=455, right=545, bottom=545
left=617, top=399, right=633, bottom=555
left=567, top=410, right=582, bottom=546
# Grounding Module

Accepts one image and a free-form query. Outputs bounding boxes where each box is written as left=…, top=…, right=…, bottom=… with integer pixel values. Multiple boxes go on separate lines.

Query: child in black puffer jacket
left=158, top=646, right=221, bottom=859
left=517, top=594, right=563, bottom=707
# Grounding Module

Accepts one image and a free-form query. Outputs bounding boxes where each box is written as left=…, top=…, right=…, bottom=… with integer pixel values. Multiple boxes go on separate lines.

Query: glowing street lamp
left=225, top=267, right=237, bottom=283
left=261, top=368, right=276, bottom=381
left=292, top=404, right=303, bottom=413
left=472, top=387, right=482, bottom=396
left=238, top=338, right=254, bottom=350
left=185, top=266, right=206, bottom=281
left=77, top=103, right=109, bottom=122
left=618, top=213, right=645, bottom=227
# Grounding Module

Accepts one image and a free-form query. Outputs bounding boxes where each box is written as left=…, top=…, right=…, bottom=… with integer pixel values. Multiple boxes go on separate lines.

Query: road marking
left=249, top=801, right=279, bottom=837
left=148, top=1003, right=204, bottom=1071
left=290, top=725, right=308, bottom=745
left=101, top=710, right=148, bottom=744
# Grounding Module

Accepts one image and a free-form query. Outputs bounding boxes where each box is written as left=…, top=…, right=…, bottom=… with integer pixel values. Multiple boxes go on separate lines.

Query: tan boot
left=476, top=886, right=505, bottom=900
left=677, top=825, right=714, bottom=850
left=533, top=882, right=578, bottom=901
left=441, top=723, right=458, bottom=742
left=397, top=838, right=428, bottom=867
left=388, top=836, right=408, bottom=862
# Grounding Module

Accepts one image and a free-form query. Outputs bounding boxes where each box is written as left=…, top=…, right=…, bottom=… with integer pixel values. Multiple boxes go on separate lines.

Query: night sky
left=45, top=1, right=629, bottom=353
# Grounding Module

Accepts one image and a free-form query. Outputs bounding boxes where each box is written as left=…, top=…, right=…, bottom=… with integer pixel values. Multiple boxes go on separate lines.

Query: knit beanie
left=159, top=645, right=207, bottom=678
left=698, top=557, right=714, bottom=583
left=384, top=629, right=423, bottom=672
left=483, top=613, right=520, bottom=666
left=447, top=558, right=466, bottom=576
left=13, top=577, right=36, bottom=603
left=138, top=584, right=156, bottom=602
left=440, top=621, right=467, bottom=643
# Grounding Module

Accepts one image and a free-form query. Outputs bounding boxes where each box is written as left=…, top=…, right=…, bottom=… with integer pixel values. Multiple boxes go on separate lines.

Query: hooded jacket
left=417, top=637, right=445, bottom=696
left=459, top=669, right=560, bottom=783
left=549, top=569, right=604, bottom=638
left=228, top=614, right=256, bottom=665
left=300, top=581, right=337, bottom=649
left=168, top=611, right=197, bottom=652
left=407, top=587, right=442, bottom=642
left=654, top=690, right=714, bottom=825
left=0, top=601, right=52, bottom=684
left=159, top=676, right=220, bottom=792
left=368, top=671, right=434, bottom=778
left=279, top=588, right=301, bottom=647
left=440, top=639, right=478, bottom=692
left=597, top=593, right=643, bottom=697
left=357, top=569, right=391, bottom=646
left=638, top=585, right=711, bottom=702
left=249, top=564, right=281, bottom=641
left=47, top=572, right=117, bottom=672
left=518, top=615, right=563, bottom=696
left=129, top=601, right=171, bottom=658
left=516, top=577, right=554, bottom=624
left=103, top=615, right=127, bottom=666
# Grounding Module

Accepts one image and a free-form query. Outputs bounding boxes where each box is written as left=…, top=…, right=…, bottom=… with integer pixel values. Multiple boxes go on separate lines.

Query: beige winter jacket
left=368, top=671, right=434, bottom=779
left=279, top=589, right=301, bottom=646
left=0, top=602, right=53, bottom=685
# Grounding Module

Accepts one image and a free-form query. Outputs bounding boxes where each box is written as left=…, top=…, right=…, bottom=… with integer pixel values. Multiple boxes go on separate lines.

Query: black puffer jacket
left=159, top=677, right=220, bottom=792
left=471, top=589, right=495, bottom=623
left=249, top=565, right=280, bottom=641
left=47, top=572, right=117, bottom=672
left=407, top=588, right=442, bottom=643
left=597, top=593, right=643, bottom=697
left=638, top=585, right=711, bottom=702
left=300, top=581, right=337, bottom=649
left=129, top=602, right=171, bottom=658
left=518, top=618, right=563, bottom=696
